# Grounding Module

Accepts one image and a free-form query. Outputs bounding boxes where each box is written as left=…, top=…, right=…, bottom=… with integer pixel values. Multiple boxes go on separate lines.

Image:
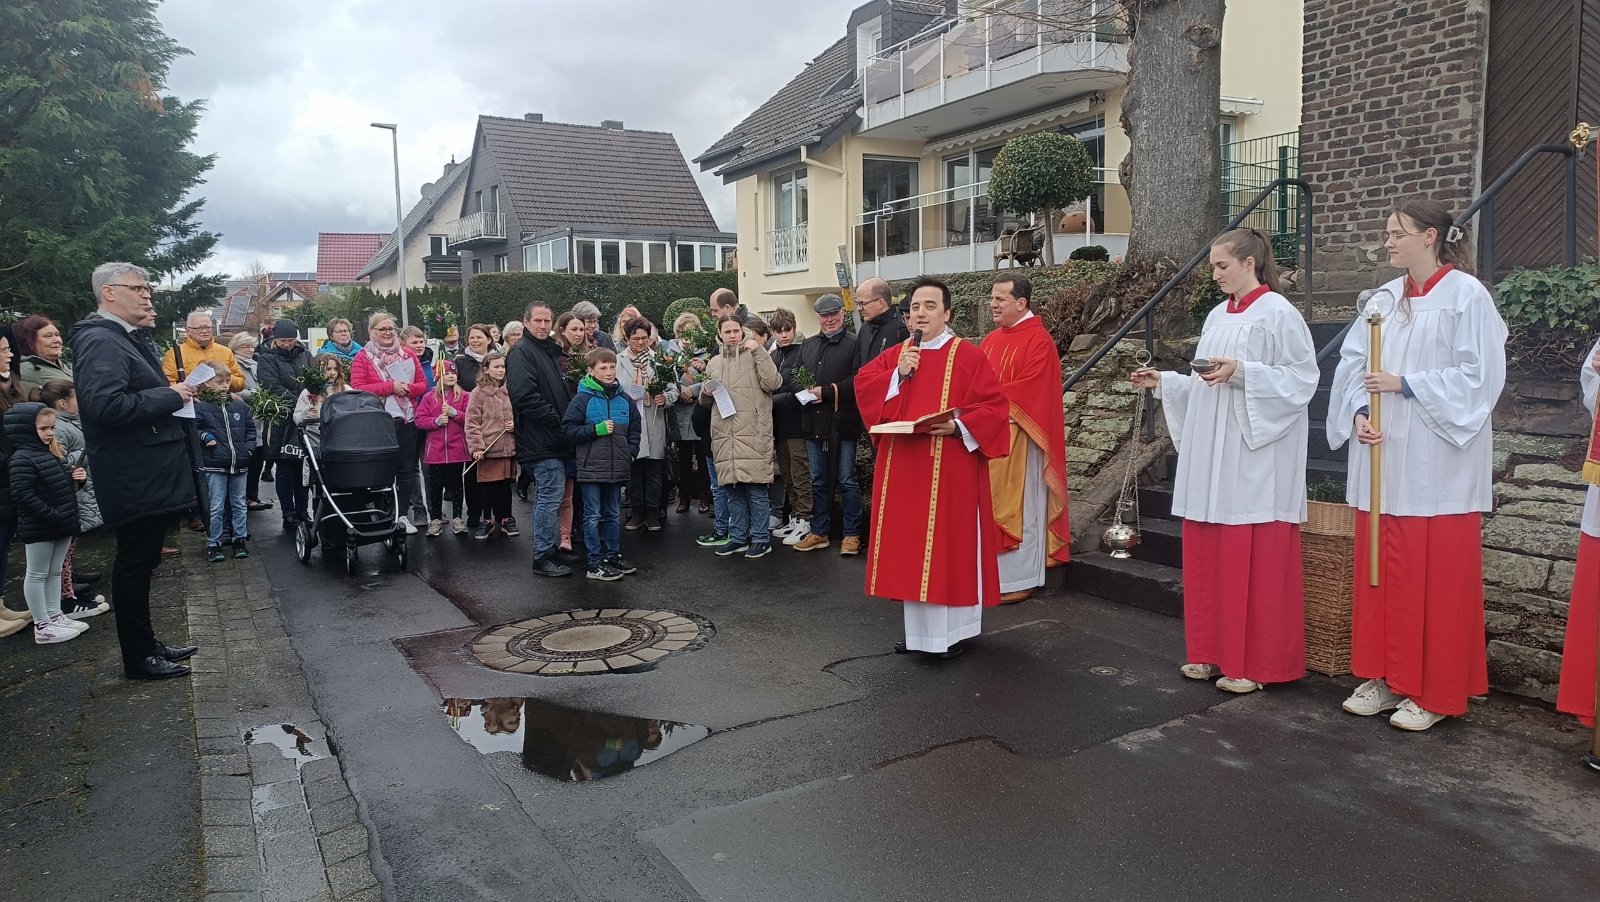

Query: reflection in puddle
left=245, top=723, right=327, bottom=767
left=443, top=697, right=710, bottom=782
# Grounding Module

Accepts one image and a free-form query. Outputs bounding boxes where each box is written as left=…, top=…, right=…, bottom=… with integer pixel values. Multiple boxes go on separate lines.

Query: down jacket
left=699, top=342, right=780, bottom=485
left=562, top=376, right=641, bottom=484
left=51, top=411, right=103, bottom=532
left=196, top=397, right=258, bottom=474
left=67, top=315, right=198, bottom=529
left=415, top=389, right=473, bottom=465
left=6, top=403, right=79, bottom=543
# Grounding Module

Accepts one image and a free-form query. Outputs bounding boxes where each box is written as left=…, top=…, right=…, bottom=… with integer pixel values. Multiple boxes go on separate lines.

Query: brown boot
left=624, top=512, right=647, bottom=531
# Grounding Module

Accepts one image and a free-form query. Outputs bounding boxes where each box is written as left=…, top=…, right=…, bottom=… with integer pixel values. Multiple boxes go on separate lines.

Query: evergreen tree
left=0, top=0, right=222, bottom=323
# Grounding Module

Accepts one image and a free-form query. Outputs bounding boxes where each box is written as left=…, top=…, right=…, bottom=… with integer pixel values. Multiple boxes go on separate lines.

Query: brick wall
left=1301, top=0, right=1490, bottom=292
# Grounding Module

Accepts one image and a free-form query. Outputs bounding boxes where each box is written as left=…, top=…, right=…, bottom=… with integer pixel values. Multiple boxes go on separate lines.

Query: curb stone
left=180, top=530, right=387, bottom=901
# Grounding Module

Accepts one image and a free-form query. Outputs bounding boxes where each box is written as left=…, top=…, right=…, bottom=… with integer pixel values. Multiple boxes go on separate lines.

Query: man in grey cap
left=790, top=293, right=864, bottom=555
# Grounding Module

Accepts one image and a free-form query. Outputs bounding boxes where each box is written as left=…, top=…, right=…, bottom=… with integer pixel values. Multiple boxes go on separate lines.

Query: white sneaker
left=1179, top=663, right=1221, bottom=680
left=782, top=521, right=812, bottom=546
left=400, top=516, right=418, bottom=535
left=451, top=518, right=467, bottom=535
left=51, top=613, right=89, bottom=633
left=427, top=519, right=444, bottom=537
left=1342, top=677, right=1404, bottom=716
left=1216, top=676, right=1263, bottom=694
left=771, top=519, right=793, bottom=539
left=1388, top=699, right=1447, bottom=731
left=34, top=619, right=79, bottom=644
left=64, top=596, right=110, bottom=620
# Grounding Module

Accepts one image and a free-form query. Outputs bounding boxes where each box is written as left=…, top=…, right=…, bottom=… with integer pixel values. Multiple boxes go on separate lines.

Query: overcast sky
left=157, top=0, right=862, bottom=281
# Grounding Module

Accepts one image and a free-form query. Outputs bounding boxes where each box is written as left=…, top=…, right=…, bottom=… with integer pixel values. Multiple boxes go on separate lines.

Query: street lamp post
left=370, top=122, right=408, bottom=328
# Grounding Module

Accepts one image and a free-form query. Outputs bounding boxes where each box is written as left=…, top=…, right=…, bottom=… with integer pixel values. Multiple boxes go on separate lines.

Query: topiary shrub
left=662, top=297, right=716, bottom=335
left=1069, top=245, right=1110, bottom=262
left=988, top=132, right=1096, bottom=266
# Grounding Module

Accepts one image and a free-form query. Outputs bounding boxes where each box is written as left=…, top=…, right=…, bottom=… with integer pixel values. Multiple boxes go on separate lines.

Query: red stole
left=857, top=337, right=1011, bottom=606
left=980, top=316, right=1072, bottom=563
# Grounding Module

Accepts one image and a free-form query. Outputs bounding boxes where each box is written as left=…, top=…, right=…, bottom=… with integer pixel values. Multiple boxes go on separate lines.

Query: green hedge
left=889, top=261, right=1118, bottom=339
left=466, top=271, right=737, bottom=332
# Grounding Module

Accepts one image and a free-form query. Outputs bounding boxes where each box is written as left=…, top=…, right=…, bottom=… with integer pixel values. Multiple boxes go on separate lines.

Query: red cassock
left=1557, top=533, right=1598, bottom=728
left=857, top=336, right=1011, bottom=606
left=980, top=315, right=1072, bottom=564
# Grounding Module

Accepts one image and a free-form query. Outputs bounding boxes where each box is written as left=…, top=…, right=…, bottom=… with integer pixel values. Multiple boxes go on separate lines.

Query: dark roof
left=358, top=158, right=472, bottom=279
left=695, top=36, right=861, bottom=180
left=475, top=116, right=719, bottom=236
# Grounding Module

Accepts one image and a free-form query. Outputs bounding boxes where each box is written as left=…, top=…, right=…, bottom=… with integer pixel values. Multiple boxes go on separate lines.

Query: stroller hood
left=319, top=390, right=399, bottom=461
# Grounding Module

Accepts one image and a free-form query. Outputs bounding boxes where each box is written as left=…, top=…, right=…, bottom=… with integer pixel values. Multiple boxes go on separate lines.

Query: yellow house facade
left=697, top=0, right=1303, bottom=333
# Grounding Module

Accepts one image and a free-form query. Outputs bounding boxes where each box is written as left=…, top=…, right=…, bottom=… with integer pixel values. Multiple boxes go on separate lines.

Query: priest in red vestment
left=857, top=276, right=1011, bottom=658
left=982, top=274, right=1071, bottom=603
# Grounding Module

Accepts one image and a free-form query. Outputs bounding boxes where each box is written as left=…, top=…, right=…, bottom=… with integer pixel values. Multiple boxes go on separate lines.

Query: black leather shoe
left=552, top=549, right=581, bottom=566
left=893, top=641, right=910, bottom=654
left=126, top=656, right=191, bottom=680
left=935, top=643, right=965, bottom=660
left=159, top=643, right=199, bottom=662
left=531, top=557, right=573, bottom=578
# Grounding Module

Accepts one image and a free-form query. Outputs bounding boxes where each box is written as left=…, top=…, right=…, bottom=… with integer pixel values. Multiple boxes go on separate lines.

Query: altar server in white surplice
left=1132, top=227, right=1317, bottom=695
left=1328, top=198, right=1507, bottom=732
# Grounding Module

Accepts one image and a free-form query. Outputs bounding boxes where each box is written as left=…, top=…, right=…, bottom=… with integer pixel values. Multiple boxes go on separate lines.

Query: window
left=429, top=234, right=448, bottom=256
left=771, top=168, right=808, bottom=232
left=522, top=245, right=538, bottom=270
left=577, top=240, right=597, bottom=274
left=599, top=241, right=620, bottom=275
left=487, top=186, right=500, bottom=214
left=471, top=258, right=482, bottom=274
left=860, top=157, right=919, bottom=260
left=944, top=145, right=1002, bottom=246
left=720, top=246, right=736, bottom=270
left=494, top=254, right=508, bottom=272
left=677, top=244, right=696, bottom=273
left=1058, top=116, right=1108, bottom=231
left=699, top=245, right=717, bottom=271
left=550, top=239, right=569, bottom=273
left=471, top=190, right=483, bottom=213
left=674, top=242, right=734, bottom=272
left=625, top=241, right=645, bottom=274
left=648, top=242, right=668, bottom=273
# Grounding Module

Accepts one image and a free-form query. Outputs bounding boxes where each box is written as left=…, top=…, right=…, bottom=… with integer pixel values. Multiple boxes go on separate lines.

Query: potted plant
left=1303, top=478, right=1353, bottom=676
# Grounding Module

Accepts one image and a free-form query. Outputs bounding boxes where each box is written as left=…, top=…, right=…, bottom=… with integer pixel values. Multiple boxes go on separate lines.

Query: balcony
left=422, top=255, right=462, bottom=283
left=448, top=211, right=505, bottom=249
left=855, top=169, right=1130, bottom=282
left=766, top=224, right=809, bottom=274
left=860, top=1, right=1129, bottom=140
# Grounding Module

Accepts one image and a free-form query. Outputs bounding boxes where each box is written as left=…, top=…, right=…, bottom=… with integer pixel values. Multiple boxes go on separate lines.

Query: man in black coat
left=506, top=302, right=576, bottom=577
left=68, top=262, right=201, bottom=680
left=853, top=277, right=911, bottom=371
left=790, top=294, right=864, bottom=556
left=255, top=319, right=313, bottom=529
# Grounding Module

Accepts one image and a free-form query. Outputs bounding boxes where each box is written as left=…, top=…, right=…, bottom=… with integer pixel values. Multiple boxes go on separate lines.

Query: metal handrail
left=1309, top=142, right=1581, bottom=365
left=1061, top=177, right=1314, bottom=395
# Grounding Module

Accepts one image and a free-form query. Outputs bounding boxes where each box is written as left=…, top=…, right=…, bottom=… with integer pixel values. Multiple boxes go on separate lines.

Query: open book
left=869, top=408, right=956, bottom=435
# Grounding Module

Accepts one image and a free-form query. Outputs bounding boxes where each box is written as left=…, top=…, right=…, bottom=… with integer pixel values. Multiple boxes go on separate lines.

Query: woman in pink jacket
left=350, top=311, right=429, bottom=532
left=415, top=360, right=471, bottom=537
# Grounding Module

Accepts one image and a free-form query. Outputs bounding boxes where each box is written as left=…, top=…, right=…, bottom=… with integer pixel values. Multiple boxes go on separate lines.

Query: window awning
left=1220, top=96, right=1265, bottom=116
left=924, top=94, right=1102, bottom=155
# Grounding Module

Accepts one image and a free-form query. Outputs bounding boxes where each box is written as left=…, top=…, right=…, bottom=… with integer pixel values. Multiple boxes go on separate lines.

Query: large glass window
left=625, top=241, right=645, bottom=274
left=772, top=168, right=808, bottom=231
left=1058, top=116, right=1108, bottom=231
left=860, top=157, right=919, bottom=260
left=600, top=241, right=621, bottom=275
left=945, top=145, right=1002, bottom=246
left=677, top=244, right=696, bottom=273
left=577, top=240, right=597, bottom=274
left=429, top=235, right=448, bottom=256
left=648, top=242, right=668, bottom=273
left=551, top=239, right=570, bottom=273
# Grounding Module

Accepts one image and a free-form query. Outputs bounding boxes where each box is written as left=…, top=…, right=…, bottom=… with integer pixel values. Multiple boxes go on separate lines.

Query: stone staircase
left=1063, top=319, right=1353, bottom=616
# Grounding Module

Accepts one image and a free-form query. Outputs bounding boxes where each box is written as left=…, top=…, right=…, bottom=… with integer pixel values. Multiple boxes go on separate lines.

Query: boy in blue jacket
left=561, top=348, right=641, bottom=581
left=196, top=371, right=258, bottom=562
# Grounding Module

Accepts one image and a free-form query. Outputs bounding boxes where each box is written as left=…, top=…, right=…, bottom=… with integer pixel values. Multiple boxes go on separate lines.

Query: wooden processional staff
left=1367, top=303, right=1384, bottom=588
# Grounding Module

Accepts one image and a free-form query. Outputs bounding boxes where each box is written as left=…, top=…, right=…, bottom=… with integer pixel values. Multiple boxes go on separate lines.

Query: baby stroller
left=294, top=391, right=410, bottom=574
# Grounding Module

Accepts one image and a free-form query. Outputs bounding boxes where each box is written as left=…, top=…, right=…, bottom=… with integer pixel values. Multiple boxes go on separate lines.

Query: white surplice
left=1327, top=269, right=1508, bottom=515
left=997, top=438, right=1048, bottom=592
left=1156, top=291, right=1318, bottom=525
left=1579, top=339, right=1600, bottom=539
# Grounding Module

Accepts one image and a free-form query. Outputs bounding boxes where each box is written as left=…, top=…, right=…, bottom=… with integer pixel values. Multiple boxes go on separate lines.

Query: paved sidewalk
left=179, top=527, right=386, bottom=902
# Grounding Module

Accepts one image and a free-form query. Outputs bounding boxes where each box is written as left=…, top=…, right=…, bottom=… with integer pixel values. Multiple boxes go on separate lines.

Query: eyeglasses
left=1381, top=229, right=1424, bottom=242
left=372, top=325, right=396, bottom=333
left=108, top=283, right=153, bottom=294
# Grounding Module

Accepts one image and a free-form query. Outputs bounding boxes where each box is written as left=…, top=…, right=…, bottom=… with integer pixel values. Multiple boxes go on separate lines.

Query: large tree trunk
left=1117, top=0, right=1224, bottom=329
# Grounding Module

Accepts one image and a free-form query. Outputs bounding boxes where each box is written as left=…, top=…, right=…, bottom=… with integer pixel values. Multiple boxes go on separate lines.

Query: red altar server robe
left=981, top=312, right=1072, bottom=564
left=857, top=331, right=1011, bottom=606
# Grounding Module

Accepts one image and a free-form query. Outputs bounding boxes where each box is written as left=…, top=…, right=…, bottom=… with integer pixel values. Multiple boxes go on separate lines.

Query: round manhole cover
left=471, top=609, right=713, bottom=676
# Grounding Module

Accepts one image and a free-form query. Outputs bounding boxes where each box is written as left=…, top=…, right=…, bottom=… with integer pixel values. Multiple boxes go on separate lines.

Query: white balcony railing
left=861, top=0, right=1129, bottom=130
left=767, top=224, right=809, bottom=273
left=448, top=211, right=505, bottom=246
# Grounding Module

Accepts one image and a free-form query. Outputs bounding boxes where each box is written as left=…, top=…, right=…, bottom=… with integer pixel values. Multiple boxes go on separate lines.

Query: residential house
left=696, top=0, right=1302, bottom=329
left=447, top=114, right=734, bottom=282
left=316, top=232, right=387, bottom=285
left=357, top=158, right=473, bottom=292
left=218, top=280, right=256, bottom=337
left=248, top=272, right=321, bottom=330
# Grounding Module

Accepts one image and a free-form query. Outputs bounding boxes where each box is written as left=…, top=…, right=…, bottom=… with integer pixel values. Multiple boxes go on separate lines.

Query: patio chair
left=993, top=222, right=1042, bottom=270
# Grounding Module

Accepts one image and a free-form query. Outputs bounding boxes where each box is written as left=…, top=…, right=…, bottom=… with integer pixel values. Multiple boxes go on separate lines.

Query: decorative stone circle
left=471, top=609, right=712, bottom=676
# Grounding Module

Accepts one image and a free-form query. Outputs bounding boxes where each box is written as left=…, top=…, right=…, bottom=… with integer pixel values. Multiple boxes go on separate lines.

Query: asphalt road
left=259, top=504, right=1600, bottom=901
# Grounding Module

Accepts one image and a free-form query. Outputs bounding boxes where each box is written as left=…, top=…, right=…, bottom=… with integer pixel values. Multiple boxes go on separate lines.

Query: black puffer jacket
left=855, top=307, right=911, bottom=371
left=506, top=335, right=574, bottom=463
left=796, top=329, right=861, bottom=441
left=768, top=342, right=807, bottom=441
left=6, top=403, right=79, bottom=543
left=256, top=341, right=312, bottom=459
left=67, top=315, right=197, bottom=529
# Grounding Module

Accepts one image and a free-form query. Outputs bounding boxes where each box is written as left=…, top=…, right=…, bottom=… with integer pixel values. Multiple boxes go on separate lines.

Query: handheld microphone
left=911, top=329, right=923, bottom=345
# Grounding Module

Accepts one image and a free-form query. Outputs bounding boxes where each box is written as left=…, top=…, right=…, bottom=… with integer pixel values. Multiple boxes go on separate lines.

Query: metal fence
left=1220, top=131, right=1300, bottom=261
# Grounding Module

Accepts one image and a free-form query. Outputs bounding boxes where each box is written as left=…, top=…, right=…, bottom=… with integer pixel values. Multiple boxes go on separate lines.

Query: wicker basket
left=1302, top=501, right=1355, bottom=676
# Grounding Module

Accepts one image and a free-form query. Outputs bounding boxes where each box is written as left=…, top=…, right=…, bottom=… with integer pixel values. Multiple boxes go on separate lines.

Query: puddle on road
left=443, top=697, right=709, bottom=782
left=245, top=723, right=328, bottom=767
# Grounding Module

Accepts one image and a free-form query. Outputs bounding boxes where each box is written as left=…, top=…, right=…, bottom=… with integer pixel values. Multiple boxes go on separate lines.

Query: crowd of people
left=0, top=221, right=1595, bottom=741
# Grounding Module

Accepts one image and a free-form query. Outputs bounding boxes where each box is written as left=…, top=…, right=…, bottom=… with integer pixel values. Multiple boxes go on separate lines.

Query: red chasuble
left=857, top=336, right=1011, bottom=606
left=981, top=315, right=1072, bottom=564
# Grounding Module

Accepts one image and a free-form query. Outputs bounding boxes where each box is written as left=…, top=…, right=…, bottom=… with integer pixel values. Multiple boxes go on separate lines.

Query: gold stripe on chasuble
left=868, top=438, right=894, bottom=596
left=918, top=340, right=962, bottom=601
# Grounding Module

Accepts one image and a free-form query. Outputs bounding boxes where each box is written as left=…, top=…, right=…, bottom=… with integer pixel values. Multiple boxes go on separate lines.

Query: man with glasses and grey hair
left=69, top=262, right=202, bottom=679
left=162, top=309, right=245, bottom=391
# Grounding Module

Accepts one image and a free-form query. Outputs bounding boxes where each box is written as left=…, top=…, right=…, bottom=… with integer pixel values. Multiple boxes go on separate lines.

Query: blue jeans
left=705, top=451, right=729, bottom=537
left=579, top=482, right=622, bottom=567
left=807, top=439, right=862, bottom=537
left=206, top=471, right=248, bottom=547
left=726, top=483, right=772, bottom=546
left=524, top=459, right=567, bottom=558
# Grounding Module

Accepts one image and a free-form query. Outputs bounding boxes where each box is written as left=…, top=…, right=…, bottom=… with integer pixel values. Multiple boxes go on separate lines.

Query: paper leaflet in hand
left=795, top=388, right=817, bottom=406
left=174, top=362, right=217, bottom=418
left=706, top=379, right=737, bottom=419
left=623, top=382, right=647, bottom=401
